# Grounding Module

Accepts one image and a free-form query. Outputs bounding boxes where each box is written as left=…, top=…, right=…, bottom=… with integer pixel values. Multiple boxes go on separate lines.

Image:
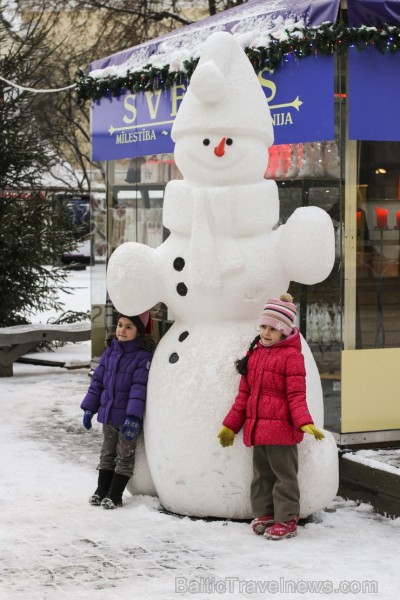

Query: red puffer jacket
left=223, top=328, right=313, bottom=446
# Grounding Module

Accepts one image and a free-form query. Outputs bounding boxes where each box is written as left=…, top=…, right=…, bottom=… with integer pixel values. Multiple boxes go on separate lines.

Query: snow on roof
left=88, top=0, right=340, bottom=80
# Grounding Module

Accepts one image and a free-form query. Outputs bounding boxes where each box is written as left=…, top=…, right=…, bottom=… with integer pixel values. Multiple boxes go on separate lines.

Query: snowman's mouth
left=198, top=148, right=249, bottom=170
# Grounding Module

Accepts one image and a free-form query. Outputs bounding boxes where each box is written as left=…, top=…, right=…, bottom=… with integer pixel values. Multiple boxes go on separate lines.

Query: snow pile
left=344, top=449, right=400, bottom=476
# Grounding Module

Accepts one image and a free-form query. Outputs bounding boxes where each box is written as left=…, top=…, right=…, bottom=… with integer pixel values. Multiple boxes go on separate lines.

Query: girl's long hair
left=105, top=332, right=157, bottom=353
left=235, top=334, right=260, bottom=375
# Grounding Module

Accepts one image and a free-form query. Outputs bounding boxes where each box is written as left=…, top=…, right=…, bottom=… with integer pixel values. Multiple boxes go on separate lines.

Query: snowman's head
left=174, top=131, right=269, bottom=186
left=171, top=31, right=274, bottom=185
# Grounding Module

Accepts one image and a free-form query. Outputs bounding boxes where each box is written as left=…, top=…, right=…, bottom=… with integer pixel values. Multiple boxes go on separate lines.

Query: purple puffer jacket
left=80, top=337, right=152, bottom=426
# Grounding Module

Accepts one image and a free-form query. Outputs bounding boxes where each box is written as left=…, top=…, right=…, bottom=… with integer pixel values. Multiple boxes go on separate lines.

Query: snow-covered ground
left=1, top=267, right=399, bottom=599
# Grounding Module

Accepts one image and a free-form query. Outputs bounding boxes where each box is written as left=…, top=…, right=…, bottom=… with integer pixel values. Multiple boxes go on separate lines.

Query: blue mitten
left=121, top=416, right=142, bottom=442
left=83, top=410, right=93, bottom=430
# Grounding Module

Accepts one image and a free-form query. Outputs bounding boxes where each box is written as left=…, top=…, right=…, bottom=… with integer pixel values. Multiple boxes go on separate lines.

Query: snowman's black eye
left=203, top=139, right=210, bottom=146
left=226, top=138, right=233, bottom=146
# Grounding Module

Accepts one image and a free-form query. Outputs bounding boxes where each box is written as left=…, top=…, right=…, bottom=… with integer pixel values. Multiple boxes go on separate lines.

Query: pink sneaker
left=251, top=515, right=274, bottom=535
left=264, top=518, right=298, bottom=540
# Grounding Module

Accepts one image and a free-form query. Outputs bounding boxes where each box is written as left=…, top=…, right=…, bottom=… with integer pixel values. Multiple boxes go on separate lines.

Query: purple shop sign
left=349, top=47, right=400, bottom=141
left=347, top=0, right=400, bottom=141
left=91, top=88, right=179, bottom=161
left=347, top=0, right=400, bottom=27
left=265, top=54, right=334, bottom=145
left=91, top=54, right=334, bottom=161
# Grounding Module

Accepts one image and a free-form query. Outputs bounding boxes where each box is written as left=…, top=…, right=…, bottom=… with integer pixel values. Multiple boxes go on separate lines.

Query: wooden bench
left=0, top=322, right=91, bottom=376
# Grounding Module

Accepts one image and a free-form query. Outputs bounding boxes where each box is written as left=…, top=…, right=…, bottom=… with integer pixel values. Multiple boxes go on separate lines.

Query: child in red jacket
left=218, top=294, right=324, bottom=540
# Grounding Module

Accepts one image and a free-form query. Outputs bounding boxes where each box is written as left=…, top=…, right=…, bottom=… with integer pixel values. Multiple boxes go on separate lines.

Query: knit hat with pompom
left=259, top=293, right=296, bottom=336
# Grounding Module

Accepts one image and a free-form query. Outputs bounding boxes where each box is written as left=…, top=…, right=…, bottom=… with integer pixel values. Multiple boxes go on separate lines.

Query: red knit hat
left=117, top=311, right=150, bottom=336
left=259, top=293, right=296, bottom=336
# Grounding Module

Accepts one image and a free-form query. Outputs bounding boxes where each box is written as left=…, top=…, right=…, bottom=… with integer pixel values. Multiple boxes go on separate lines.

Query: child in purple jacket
left=81, top=311, right=155, bottom=509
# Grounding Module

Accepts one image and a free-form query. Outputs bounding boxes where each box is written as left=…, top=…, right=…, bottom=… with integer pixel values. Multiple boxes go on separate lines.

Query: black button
left=176, top=282, right=188, bottom=296
left=179, top=331, right=189, bottom=342
left=173, top=257, right=185, bottom=271
left=169, top=353, right=179, bottom=363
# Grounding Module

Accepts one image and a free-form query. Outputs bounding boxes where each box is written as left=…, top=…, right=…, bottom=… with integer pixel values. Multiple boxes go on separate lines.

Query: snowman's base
left=158, top=505, right=250, bottom=522
left=157, top=505, right=318, bottom=526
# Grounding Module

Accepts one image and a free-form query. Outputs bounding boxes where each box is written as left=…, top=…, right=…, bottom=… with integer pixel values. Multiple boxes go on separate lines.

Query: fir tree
left=0, top=13, right=79, bottom=326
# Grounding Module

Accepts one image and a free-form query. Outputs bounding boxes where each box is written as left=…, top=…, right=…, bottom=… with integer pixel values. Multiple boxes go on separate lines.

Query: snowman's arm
left=279, top=206, right=335, bottom=284
left=107, top=242, right=164, bottom=316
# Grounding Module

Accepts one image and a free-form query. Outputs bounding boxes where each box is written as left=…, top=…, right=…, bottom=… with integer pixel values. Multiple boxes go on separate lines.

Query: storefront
left=80, top=0, right=400, bottom=446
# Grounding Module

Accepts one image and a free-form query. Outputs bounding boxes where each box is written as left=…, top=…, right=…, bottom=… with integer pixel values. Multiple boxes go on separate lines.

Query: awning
left=89, top=0, right=340, bottom=78
left=91, top=0, right=339, bottom=161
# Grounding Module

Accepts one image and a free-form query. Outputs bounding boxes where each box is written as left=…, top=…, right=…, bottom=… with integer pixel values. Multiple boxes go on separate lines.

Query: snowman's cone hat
left=171, top=31, right=274, bottom=146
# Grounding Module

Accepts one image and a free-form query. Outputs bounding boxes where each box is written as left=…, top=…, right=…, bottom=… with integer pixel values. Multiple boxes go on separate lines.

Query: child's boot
left=89, top=469, right=114, bottom=505
left=264, top=518, right=298, bottom=540
left=251, top=515, right=274, bottom=535
left=101, top=473, right=130, bottom=509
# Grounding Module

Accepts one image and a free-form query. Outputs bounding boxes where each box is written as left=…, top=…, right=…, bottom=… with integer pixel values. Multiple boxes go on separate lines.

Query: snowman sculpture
left=107, top=31, right=339, bottom=519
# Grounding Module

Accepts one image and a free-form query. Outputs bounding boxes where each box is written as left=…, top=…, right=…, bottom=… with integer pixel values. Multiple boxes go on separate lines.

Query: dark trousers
left=251, top=444, right=300, bottom=523
left=97, top=424, right=136, bottom=478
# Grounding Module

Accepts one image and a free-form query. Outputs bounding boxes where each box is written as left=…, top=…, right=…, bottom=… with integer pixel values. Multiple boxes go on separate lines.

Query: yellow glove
left=218, top=426, right=235, bottom=447
left=301, top=424, right=325, bottom=441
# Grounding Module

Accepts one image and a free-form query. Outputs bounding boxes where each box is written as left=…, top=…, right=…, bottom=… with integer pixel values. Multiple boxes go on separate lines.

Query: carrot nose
left=214, top=137, right=226, bottom=157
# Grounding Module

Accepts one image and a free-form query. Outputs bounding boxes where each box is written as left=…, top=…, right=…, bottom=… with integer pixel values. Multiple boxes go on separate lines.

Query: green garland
left=76, top=21, right=400, bottom=104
